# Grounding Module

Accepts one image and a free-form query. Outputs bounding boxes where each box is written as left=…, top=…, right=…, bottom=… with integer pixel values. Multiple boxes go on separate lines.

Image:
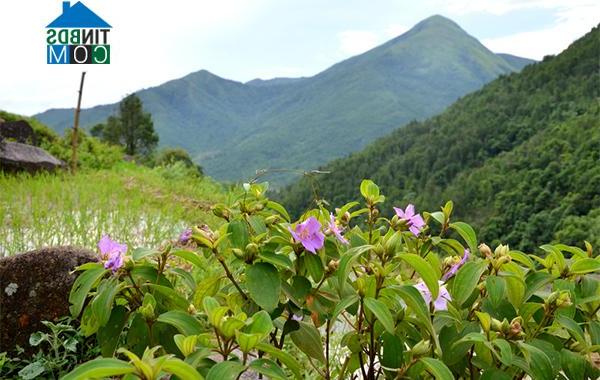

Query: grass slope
left=0, top=163, right=225, bottom=256
left=280, top=25, right=600, bottom=251
left=35, top=16, right=533, bottom=183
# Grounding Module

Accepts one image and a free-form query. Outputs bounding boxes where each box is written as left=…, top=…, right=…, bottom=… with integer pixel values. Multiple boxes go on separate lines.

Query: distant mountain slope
left=35, top=15, right=533, bottom=182
left=280, top=26, right=600, bottom=251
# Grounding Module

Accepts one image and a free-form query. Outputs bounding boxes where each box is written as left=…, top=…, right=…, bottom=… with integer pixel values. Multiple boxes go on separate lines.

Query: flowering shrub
left=65, top=180, right=600, bottom=379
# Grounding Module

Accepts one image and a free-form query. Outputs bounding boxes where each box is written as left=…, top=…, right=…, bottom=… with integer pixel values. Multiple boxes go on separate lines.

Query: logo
left=46, top=1, right=111, bottom=64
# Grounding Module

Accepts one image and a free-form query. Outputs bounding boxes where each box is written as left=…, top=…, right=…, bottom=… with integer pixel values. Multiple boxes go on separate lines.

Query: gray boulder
left=0, top=247, right=97, bottom=354
left=0, top=141, right=65, bottom=173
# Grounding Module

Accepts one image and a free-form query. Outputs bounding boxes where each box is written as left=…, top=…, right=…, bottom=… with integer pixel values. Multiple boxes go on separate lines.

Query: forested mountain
left=35, top=15, right=532, bottom=182
left=280, top=26, right=600, bottom=251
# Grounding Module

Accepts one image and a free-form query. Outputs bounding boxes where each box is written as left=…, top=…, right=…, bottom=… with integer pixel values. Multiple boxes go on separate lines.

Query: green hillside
left=35, top=15, right=532, bottom=183
left=280, top=25, right=600, bottom=251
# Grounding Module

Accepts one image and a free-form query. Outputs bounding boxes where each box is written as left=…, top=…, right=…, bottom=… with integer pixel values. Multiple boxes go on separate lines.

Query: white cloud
left=0, top=0, right=270, bottom=115
left=481, top=1, right=600, bottom=58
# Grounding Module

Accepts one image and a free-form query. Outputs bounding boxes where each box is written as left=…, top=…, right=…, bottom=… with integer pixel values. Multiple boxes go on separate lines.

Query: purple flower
left=442, top=249, right=470, bottom=281
left=414, top=281, right=452, bottom=311
left=178, top=228, right=192, bottom=244
left=291, top=314, right=303, bottom=322
left=394, top=204, right=426, bottom=236
left=327, top=213, right=349, bottom=245
left=98, top=235, right=127, bottom=273
left=288, top=217, right=325, bottom=254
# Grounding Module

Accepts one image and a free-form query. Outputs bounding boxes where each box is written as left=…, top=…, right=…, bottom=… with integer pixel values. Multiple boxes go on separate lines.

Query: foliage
left=0, top=317, right=100, bottom=379
left=280, top=25, right=600, bottom=252
left=34, top=16, right=531, bottom=182
left=154, top=147, right=204, bottom=177
left=65, top=180, right=600, bottom=379
left=92, top=94, right=159, bottom=157
left=0, top=110, right=123, bottom=170
left=0, top=162, right=224, bottom=256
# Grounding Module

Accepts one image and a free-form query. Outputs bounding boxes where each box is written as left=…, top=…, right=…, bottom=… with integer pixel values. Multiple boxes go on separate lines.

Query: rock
left=0, top=120, right=37, bottom=145
left=0, top=141, right=65, bottom=173
left=0, top=246, right=97, bottom=354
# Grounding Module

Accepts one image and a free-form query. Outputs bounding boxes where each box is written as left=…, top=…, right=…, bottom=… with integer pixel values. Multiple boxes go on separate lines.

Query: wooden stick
left=71, top=71, right=86, bottom=173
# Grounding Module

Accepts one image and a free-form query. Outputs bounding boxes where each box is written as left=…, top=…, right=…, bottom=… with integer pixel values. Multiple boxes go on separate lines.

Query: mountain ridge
left=35, top=15, right=534, bottom=182
left=279, top=25, right=599, bottom=251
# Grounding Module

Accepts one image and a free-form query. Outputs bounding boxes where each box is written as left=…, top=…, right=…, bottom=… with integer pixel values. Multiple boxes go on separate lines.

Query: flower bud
left=244, top=243, right=259, bottom=263
left=509, top=317, right=523, bottom=338
left=265, top=215, right=280, bottom=225
left=232, top=248, right=245, bottom=260
left=411, top=339, right=431, bottom=356
left=341, top=211, right=351, bottom=225
left=556, top=291, right=572, bottom=308
left=188, top=304, right=197, bottom=314
left=373, top=244, right=384, bottom=258
left=327, top=259, right=340, bottom=272
left=494, top=244, right=509, bottom=258
left=356, top=277, right=366, bottom=297
left=491, top=318, right=503, bottom=332
left=478, top=243, right=493, bottom=259
left=211, top=203, right=232, bottom=220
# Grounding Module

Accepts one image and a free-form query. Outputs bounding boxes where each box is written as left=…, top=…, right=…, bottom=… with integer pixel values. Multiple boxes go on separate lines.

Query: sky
left=0, top=0, right=598, bottom=115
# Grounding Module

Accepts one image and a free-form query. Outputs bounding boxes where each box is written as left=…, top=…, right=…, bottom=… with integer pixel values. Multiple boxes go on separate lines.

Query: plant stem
left=326, top=319, right=331, bottom=380
left=213, top=249, right=248, bottom=300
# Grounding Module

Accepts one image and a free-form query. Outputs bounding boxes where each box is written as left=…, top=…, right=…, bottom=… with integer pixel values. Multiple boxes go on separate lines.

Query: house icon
left=47, top=1, right=111, bottom=28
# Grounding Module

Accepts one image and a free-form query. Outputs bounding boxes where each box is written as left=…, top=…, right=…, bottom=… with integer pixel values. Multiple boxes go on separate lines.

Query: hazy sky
left=1, top=0, right=598, bottom=115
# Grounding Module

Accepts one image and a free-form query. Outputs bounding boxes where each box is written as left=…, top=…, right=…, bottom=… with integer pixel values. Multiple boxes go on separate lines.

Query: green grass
left=0, top=163, right=225, bottom=256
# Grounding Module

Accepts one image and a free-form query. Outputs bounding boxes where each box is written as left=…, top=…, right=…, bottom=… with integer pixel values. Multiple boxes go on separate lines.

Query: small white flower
left=5, top=283, right=18, bottom=296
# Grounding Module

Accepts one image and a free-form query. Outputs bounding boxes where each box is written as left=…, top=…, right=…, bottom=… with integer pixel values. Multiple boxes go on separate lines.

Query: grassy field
left=0, top=163, right=225, bottom=256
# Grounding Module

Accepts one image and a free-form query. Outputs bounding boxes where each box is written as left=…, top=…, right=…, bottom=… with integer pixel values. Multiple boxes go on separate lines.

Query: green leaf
left=509, top=250, right=534, bottom=269
left=61, top=358, right=135, bottom=380
left=69, top=264, right=107, bottom=317
left=157, top=310, right=204, bottom=336
left=556, top=315, right=585, bottom=344
left=97, top=305, right=128, bottom=357
left=392, top=285, right=432, bottom=334
left=246, top=262, right=281, bottom=312
left=449, top=222, right=477, bottom=254
left=248, top=358, right=287, bottom=379
left=524, top=271, right=554, bottom=302
left=303, top=253, right=324, bottom=282
left=331, top=294, right=359, bottom=321
left=267, top=201, right=290, bottom=222
left=419, top=357, right=454, bottom=380
left=256, top=342, right=302, bottom=379
left=492, top=339, right=513, bottom=366
left=486, top=275, right=506, bottom=308
left=236, top=332, right=261, bottom=353
left=561, top=349, right=587, bottom=380
left=247, top=310, right=273, bottom=337
left=364, top=297, right=395, bottom=334
left=228, top=220, right=249, bottom=249
left=400, top=253, right=439, bottom=300
left=337, top=245, right=373, bottom=294
left=518, top=342, right=554, bottom=380
left=162, top=358, right=204, bottom=380
left=360, top=179, right=380, bottom=199
left=131, top=247, right=157, bottom=261
left=570, top=258, right=600, bottom=274
left=171, top=249, right=205, bottom=268
left=18, top=361, right=46, bottom=380
left=381, top=332, right=404, bottom=369
left=450, top=261, right=487, bottom=307
left=92, top=277, right=123, bottom=327
left=144, top=284, right=189, bottom=310
left=481, top=369, right=512, bottom=380
left=206, top=361, right=245, bottom=380
left=290, top=321, right=325, bottom=363
left=289, top=275, right=312, bottom=303
left=258, top=251, right=293, bottom=270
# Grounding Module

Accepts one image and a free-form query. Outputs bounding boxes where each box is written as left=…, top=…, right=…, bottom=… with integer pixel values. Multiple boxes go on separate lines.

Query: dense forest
left=280, top=25, right=600, bottom=252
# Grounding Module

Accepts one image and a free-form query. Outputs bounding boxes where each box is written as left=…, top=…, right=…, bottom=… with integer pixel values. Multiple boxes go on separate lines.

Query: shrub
left=64, top=180, right=600, bottom=379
